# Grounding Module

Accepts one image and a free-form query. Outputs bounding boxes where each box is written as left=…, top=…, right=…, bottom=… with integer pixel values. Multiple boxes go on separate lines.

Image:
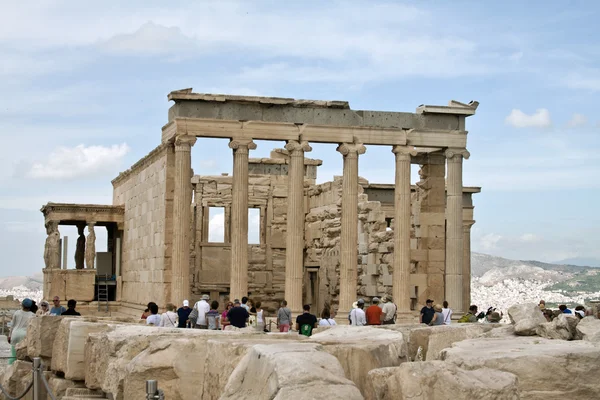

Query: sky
left=1, top=1, right=599, bottom=277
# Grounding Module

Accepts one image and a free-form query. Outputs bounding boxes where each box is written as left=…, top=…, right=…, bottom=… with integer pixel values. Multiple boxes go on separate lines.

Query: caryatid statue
left=43, top=221, right=61, bottom=269
left=74, top=223, right=86, bottom=269
left=85, top=223, right=96, bottom=269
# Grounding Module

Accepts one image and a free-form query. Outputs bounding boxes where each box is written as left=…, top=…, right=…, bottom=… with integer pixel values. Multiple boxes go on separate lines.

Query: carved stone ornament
left=85, top=223, right=96, bottom=269
left=336, top=143, right=367, bottom=158
left=44, top=221, right=61, bottom=269
left=445, top=148, right=471, bottom=160
left=174, top=135, right=197, bottom=149
left=392, top=146, right=418, bottom=157
left=285, top=140, right=312, bottom=155
left=229, top=138, right=257, bottom=152
left=75, top=223, right=86, bottom=270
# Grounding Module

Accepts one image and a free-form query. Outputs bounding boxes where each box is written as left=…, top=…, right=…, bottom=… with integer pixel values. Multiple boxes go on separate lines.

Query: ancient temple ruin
left=41, top=89, right=480, bottom=319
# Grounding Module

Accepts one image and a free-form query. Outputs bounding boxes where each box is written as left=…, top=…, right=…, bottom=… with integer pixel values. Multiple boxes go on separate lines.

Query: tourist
left=365, top=297, right=384, bottom=326
left=543, top=309, right=554, bottom=322
left=227, top=299, right=249, bottom=329
left=296, top=304, right=318, bottom=336
left=8, top=298, right=35, bottom=365
left=574, top=305, right=585, bottom=319
left=319, top=307, right=337, bottom=326
left=254, top=301, right=266, bottom=331
left=381, top=295, right=397, bottom=325
left=50, top=296, right=66, bottom=316
left=441, top=301, right=452, bottom=325
left=177, top=300, right=192, bottom=328
left=142, top=302, right=156, bottom=320
left=539, top=300, right=546, bottom=310
left=221, top=301, right=234, bottom=330
left=249, top=299, right=257, bottom=315
left=277, top=300, right=292, bottom=332
left=458, top=305, right=479, bottom=323
left=559, top=304, right=572, bottom=314
left=30, top=300, right=38, bottom=315
left=36, top=300, right=50, bottom=316
left=207, top=300, right=221, bottom=330
left=486, top=311, right=502, bottom=323
left=146, top=303, right=161, bottom=325
left=61, top=299, right=81, bottom=316
left=159, top=303, right=178, bottom=327
left=429, top=304, right=444, bottom=326
left=193, top=294, right=211, bottom=329
left=350, top=299, right=366, bottom=326
left=241, top=296, right=251, bottom=312
left=420, top=299, right=435, bottom=325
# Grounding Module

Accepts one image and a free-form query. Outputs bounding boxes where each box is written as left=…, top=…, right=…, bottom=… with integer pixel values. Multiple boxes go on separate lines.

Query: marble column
left=445, top=148, right=470, bottom=314
left=44, top=221, right=61, bottom=269
left=172, top=135, right=197, bottom=305
left=336, top=143, right=366, bottom=315
left=229, top=138, right=257, bottom=301
left=74, top=223, right=86, bottom=269
left=392, top=146, right=417, bottom=313
left=462, top=221, right=474, bottom=310
left=85, top=222, right=96, bottom=269
left=284, top=140, right=312, bottom=314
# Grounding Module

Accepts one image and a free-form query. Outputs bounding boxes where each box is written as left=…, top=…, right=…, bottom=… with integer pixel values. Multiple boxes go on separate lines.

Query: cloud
left=519, top=233, right=541, bottom=243
left=505, top=108, right=552, bottom=128
left=20, top=143, right=130, bottom=180
left=208, top=210, right=224, bottom=242
left=198, top=160, right=218, bottom=169
left=563, top=70, right=600, bottom=92
left=567, top=113, right=587, bottom=128
left=479, top=233, right=502, bottom=251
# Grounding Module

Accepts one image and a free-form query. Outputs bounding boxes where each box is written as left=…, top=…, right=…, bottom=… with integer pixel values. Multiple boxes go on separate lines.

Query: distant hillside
left=554, top=257, right=600, bottom=268
left=471, top=252, right=591, bottom=278
left=0, top=272, right=43, bottom=290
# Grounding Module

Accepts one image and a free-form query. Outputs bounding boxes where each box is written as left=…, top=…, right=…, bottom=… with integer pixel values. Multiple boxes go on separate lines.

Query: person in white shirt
left=381, top=295, right=397, bottom=324
left=146, top=303, right=161, bottom=326
left=319, top=308, right=337, bottom=326
left=194, top=294, right=211, bottom=329
left=350, top=299, right=366, bottom=326
left=159, top=303, right=178, bottom=328
left=442, top=300, right=453, bottom=325
left=8, top=298, right=35, bottom=365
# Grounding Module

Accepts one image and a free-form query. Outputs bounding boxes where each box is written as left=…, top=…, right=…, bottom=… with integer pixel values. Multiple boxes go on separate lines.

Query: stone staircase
left=62, top=387, right=107, bottom=400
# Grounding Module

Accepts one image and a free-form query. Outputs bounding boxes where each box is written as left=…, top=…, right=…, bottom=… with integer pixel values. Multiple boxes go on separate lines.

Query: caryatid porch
left=163, top=89, right=478, bottom=317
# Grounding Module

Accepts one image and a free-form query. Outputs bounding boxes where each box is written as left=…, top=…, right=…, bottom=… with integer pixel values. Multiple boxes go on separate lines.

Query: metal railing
left=146, top=380, right=165, bottom=399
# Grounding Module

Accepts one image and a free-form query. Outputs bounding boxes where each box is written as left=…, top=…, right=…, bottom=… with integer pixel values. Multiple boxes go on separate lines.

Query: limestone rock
left=309, top=326, right=406, bottom=395
left=536, top=314, right=579, bottom=340
left=367, top=361, right=519, bottom=400
left=364, top=367, right=397, bottom=400
left=442, top=336, right=600, bottom=398
left=425, top=324, right=499, bottom=360
left=47, top=375, right=86, bottom=399
left=27, top=315, right=70, bottom=363
left=507, top=303, right=546, bottom=336
left=220, top=343, right=362, bottom=400
left=0, top=360, right=32, bottom=399
left=15, top=338, right=29, bottom=361
left=576, top=316, right=600, bottom=342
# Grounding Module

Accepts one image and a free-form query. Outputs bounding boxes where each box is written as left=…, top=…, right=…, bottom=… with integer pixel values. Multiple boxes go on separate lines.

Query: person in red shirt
left=365, top=297, right=384, bottom=325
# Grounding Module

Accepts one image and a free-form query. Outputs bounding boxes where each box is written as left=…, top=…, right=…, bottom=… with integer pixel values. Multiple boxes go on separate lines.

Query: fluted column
left=392, top=146, right=417, bottom=313
left=337, top=143, right=366, bottom=315
left=285, top=140, right=312, bottom=314
left=229, top=138, right=257, bottom=301
left=171, top=135, right=197, bottom=305
left=463, top=221, right=474, bottom=310
left=445, top=148, right=470, bottom=314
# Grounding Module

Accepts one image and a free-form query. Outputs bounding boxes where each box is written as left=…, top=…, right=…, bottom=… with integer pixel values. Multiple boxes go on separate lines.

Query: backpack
left=457, top=313, right=471, bottom=323
left=300, top=323, right=313, bottom=337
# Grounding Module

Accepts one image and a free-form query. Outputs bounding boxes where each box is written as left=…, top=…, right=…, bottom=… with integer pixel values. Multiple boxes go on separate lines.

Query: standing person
left=227, top=299, right=250, bottom=328
left=36, top=300, right=50, bottom=316
left=177, top=300, right=192, bottom=328
left=381, top=295, right=397, bottom=325
left=61, top=299, right=81, bottom=316
left=442, top=301, right=452, bottom=325
left=429, top=304, right=444, bottom=326
left=277, top=300, right=292, bottom=332
left=350, top=299, right=367, bottom=326
left=254, top=301, right=265, bottom=331
left=365, top=297, right=384, bottom=326
left=206, top=301, right=221, bottom=330
left=193, top=294, right=211, bottom=329
left=295, top=304, right=318, bottom=336
left=159, top=303, right=178, bottom=328
left=50, top=296, right=66, bottom=316
left=146, top=303, right=161, bottom=325
left=319, top=308, right=337, bottom=326
left=420, top=299, right=435, bottom=325
left=241, top=297, right=251, bottom=312
left=8, top=298, right=35, bottom=365
left=221, top=301, right=234, bottom=330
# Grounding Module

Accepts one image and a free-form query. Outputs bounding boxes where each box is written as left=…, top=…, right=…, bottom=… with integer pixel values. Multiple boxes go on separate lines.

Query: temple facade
left=41, top=89, right=480, bottom=320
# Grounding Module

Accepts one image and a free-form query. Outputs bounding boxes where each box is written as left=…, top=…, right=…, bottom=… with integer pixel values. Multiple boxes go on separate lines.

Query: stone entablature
left=41, top=203, right=124, bottom=228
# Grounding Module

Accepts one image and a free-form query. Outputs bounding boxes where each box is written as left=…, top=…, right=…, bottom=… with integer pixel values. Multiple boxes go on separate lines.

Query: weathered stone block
left=27, top=316, right=69, bottom=363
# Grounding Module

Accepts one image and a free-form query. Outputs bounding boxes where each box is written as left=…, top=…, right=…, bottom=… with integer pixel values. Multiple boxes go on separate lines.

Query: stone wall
left=112, top=143, right=175, bottom=307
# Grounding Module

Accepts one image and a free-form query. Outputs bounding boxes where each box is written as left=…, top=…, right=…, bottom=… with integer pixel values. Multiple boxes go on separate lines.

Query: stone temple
left=41, top=89, right=480, bottom=320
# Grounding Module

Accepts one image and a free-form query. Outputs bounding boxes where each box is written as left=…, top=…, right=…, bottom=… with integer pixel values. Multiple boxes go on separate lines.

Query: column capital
left=229, top=138, right=257, bottom=152
left=463, top=220, right=475, bottom=229
left=445, top=148, right=470, bottom=161
left=174, top=134, right=197, bottom=149
left=285, top=140, right=312, bottom=155
left=336, top=143, right=366, bottom=158
left=392, top=145, right=418, bottom=158
left=87, top=221, right=96, bottom=228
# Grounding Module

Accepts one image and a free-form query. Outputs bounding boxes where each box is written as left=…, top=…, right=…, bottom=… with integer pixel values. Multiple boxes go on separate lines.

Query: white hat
left=201, top=294, right=210, bottom=300
left=352, top=301, right=358, bottom=309
left=183, top=300, right=189, bottom=307
left=575, top=310, right=585, bottom=318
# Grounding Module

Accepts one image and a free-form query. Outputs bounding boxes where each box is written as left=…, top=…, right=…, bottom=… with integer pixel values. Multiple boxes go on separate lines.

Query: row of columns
left=169, top=134, right=469, bottom=317
left=43, top=221, right=96, bottom=270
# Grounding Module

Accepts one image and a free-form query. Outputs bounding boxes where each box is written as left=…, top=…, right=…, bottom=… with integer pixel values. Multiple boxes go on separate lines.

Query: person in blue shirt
left=49, top=296, right=66, bottom=316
